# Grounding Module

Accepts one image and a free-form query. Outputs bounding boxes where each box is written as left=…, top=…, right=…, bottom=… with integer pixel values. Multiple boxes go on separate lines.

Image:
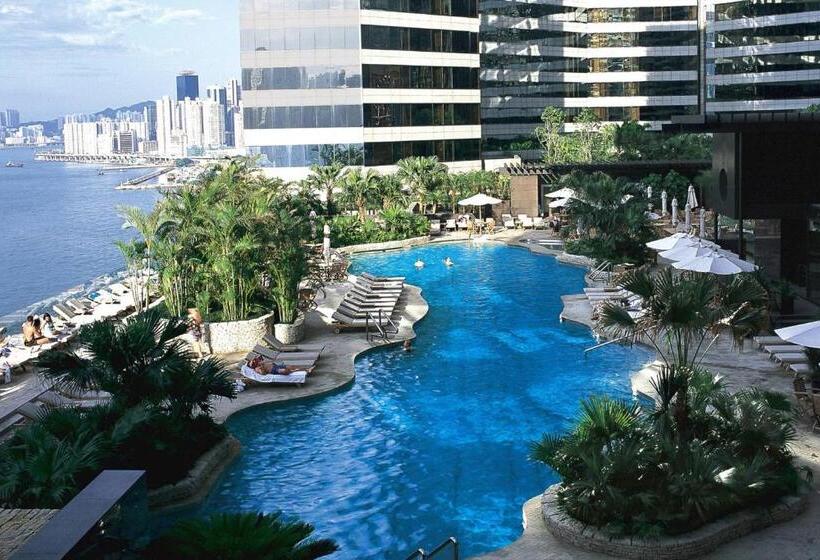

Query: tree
left=535, top=106, right=567, bottom=164
left=340, top=168, right=381, bottom=222
left=377, top=173, right=409, bottom=210
left=613, top=120, right=656, bottom=160
left=396, top=156, right=446, bottom=213
left=36, top=309, right=236, bottom=413
left=146, top=512, right=339, bottom=560
left=305, top=163, right=347, bottom=216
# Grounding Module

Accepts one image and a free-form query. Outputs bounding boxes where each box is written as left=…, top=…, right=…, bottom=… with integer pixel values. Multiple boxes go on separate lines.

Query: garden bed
left=206, top=312, right=274, bottom=354
left=338, top=235, right=430, bottom=254
left=541, top=484, right=808, bottom=560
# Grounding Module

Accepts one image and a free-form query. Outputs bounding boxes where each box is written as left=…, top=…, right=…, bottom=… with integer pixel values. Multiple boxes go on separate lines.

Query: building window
left=364, top=139, right=479, bottom=165
left=363, top=103, right=480, bottom=127
left=361, top=25, right=478, bottom=53
left=244, top=105, right=363, bottom=129
left=248, top=144, right=364, bottom=167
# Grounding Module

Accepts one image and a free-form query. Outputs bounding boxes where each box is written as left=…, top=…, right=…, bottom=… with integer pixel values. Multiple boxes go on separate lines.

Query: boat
left=5, top=161, right=23, bottom=168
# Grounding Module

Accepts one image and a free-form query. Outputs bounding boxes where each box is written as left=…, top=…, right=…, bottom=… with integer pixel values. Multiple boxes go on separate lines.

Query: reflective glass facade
left=361, top=0, right=478, bottom=17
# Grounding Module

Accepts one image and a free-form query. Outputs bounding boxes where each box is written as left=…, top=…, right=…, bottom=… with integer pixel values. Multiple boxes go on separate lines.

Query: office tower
left=704, top=2, right=820, bottom=113
left=227, top=78, right=242, bottom=108
left=114, top=130, right=138, bottom=153
left=144, top=104, right=157, bottom=141
left=4, top=109, right=20, bottom=128
left=239, top=0, right=481, bottom=173
left=207, top=85, right=228, bottom=106
left=0, top=112, right=5, bottom=127
left=176, top=70, right=200, bottom=101
left=208, top=84, right=234, bottom=146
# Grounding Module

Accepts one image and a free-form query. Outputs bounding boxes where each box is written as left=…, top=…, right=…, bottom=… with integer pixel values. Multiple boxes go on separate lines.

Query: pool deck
left=473, top=278, right=820, bottom=560
left=210, top=279, right=429, bottom=423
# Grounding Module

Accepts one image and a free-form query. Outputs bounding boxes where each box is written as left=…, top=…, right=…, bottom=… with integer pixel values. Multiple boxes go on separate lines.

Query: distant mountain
left=20, top=100, right=154, bottom=135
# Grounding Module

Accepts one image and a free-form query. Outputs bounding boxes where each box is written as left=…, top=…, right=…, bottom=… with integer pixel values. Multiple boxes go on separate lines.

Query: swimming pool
left=201, top=243, right=652, bottom=558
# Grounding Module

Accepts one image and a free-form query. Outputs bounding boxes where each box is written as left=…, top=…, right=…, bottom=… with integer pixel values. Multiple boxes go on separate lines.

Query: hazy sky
left=0, top=0, right=240, bottom=121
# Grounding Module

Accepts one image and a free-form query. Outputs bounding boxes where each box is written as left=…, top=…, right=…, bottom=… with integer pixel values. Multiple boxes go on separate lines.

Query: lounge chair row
left=332, top=273, right=405, bottom=330
left=242, top=334, right=326, bottom=385
left=753, top=334, right=814, bottom=375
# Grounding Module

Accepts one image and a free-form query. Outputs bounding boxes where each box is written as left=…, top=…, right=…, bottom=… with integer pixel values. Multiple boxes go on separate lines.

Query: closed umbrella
left=775, top=321, right=820, bottom=349
left=661, top=190, right=668, bottom=216
left=687, top=184, right=699, bottom=209
left=458, top=193, right=502, bottom=219
left=545, top=187, right=575, bottom=199
left=673, top=250, right=758, bottom=275
left=684, top=203, right=692, bottom=231
left=699, top=208, right=706, bottom=238
left=671, top=198, right=678, bottom=226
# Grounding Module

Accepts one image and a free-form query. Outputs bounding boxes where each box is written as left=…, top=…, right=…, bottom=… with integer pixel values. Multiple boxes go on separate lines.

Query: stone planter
left=206, top=312, right=274, bottom=354
left=274, top=312, right=305, bottom=345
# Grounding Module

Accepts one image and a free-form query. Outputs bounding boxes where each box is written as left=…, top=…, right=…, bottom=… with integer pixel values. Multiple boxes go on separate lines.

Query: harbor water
left=0, top=147, right=158, bottom=330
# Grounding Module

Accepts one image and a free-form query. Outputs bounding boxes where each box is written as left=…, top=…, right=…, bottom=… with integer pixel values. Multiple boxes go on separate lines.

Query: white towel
left=240, top=365, right=307, bottom=384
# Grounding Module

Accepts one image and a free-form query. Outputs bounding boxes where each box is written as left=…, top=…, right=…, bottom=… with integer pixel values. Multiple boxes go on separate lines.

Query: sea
left=0, top=147, right=159, bottom=331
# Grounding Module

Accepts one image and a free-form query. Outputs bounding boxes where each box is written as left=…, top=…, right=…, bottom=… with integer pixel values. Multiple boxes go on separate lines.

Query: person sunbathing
left=248, top=355, right=313, bottom=375
left=22, top=316, right=38, bottom=347
left=30, top=319, right=51, bottom=346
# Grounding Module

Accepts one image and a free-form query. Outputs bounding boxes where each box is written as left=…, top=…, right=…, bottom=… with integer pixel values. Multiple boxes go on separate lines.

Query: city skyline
left=0, top=0, right=239, bottom=120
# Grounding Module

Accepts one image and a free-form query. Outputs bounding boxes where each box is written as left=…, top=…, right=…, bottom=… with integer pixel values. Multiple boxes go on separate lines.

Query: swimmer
left=444, top=257, right=453, bottom=267
left=414, top=259, right=425, bottom=268
left=403, top=340, right=413, bottom=352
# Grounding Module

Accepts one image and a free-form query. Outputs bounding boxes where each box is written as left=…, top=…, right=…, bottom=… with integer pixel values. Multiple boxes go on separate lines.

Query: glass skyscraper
left=239, top=0, right=482, bottom=176
left=176, top=71, right=200, bottom=102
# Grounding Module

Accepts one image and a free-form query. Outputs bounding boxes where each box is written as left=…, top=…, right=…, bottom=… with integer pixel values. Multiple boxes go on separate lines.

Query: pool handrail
left=404, top=536, right=459, bottom=560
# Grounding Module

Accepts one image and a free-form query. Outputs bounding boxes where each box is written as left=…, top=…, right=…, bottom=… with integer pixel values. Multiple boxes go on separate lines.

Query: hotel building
left=239, top=0, right=482, bottom=177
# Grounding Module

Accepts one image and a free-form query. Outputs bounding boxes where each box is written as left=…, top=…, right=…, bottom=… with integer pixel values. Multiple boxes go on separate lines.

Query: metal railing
left=365, top=309, right=399, bottom=342
left=405, top=537, right=459, bottom=560
left=588, top=260, right=613, bottom=283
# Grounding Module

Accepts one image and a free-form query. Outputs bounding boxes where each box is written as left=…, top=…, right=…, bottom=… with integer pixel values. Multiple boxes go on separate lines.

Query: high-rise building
left=4, top=109, right=20, bottom=128
left=239, top=0, right=482, bottom=175
left=144, top=104, right=157, bottom=141
left=154, top=96, right=227, bottom=156
left=227, top=78, right=242, bottom=108
left=176, top=71, right=200, bottom=101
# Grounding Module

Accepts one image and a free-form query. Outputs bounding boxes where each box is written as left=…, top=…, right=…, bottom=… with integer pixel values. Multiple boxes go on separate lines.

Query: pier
left=34, top=152, right=176, bottom=165
left=115, top=166, right=175, bottom=189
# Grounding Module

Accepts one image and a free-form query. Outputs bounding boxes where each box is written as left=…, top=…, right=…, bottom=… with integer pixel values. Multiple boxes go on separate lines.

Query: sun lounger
left=521, top=217, right=534, bottom=229
left=332, top=309, right=393, bottom=329
left=773, top=352, right=809, bottom=367
left=789, top=363, right=813, bottom=375
left=763, top=344, right=800, bottom=355
left=241, top=365, right=306, bottom=385
left=262, top=334, right=324, bottom=354
left=445, top=219, right=457, bottom=232
left=533, top=217, right=545, bottom=229
left=66, top=298, right=95, bottom=314
left=361, top=272, right=405, bottom=282
left=754, top=335, right=786, bottom=348
left=338, top=303, right=395, bottom=318
left=16, top=402, right=44, bottom=421
left=246, top=344, right=318, bottom=366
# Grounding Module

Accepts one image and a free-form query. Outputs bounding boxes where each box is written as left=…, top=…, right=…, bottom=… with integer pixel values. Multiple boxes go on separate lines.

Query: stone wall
left=206, top=312, right=274, bottom=354
left=340, top=236, right=430, bottom=254
left=148, top=436, right=241, bottom=512
left=541, top=484, right=808, bottom=560
left=555, top=253, right=596, bottom=268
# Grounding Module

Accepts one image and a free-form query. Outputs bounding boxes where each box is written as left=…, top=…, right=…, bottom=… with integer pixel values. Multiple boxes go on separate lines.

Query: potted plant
left=775, top=280, right=796, bottom=315
left=267, top=203, right=312, bottom=344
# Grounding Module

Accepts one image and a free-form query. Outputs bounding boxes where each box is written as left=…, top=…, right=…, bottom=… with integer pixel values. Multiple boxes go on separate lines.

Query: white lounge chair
left=763, top=344, right=800, bottom=356
left=754, top=335, right=785, bottom=348
left=521, top=217, right=534, bottom=229
left=533, top=217, right=545, bottom=229
left=445, top=219, right=457, bottom=232
left=789, top=363, right=812, bottom=376
left=429, top=221, right=442, bottom=236
left=773, top=352, right=809, bottom=367
left=241, top=365, right=306, bottom=385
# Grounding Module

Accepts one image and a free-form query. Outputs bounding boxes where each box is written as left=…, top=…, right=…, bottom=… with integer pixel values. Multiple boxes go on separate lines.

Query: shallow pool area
left=200, top=242, right=653, bottom=559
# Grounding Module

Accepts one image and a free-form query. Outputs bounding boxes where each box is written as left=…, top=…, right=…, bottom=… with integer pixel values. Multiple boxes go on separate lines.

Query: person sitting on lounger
left=22, top=316, right=37, bottom=346
left=248, top=355, right=310, bottom=375
left=41, top=313, right=58, bottom=339
left=30, top=318, right=51, bottom=345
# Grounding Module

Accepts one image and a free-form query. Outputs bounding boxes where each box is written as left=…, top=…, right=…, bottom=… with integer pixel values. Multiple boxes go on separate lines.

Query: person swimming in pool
left=444, top=257, right=453, bottom=267
left=414, top=259, right=425, bottom=268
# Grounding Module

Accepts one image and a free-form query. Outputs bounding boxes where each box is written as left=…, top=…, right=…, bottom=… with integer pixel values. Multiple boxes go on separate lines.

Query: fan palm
left=340, top=168, right=381, bottom=222
left=36, top=309, right=235, bottom=414
left=147, top=512, right=339, bottom=560
left=396, top=156, right=446, bottom=213
left=305, top=163, right=347, bottom=216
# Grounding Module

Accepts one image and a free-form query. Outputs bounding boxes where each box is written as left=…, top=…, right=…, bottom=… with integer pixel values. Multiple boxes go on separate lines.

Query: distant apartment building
left=155, top=95, right=227, bottom=156
left=176, top=71, right=200, bottom=102
left=239, top=0, right=482, bottom=176
left=4, top=109, right=20, bottom=128
left=62, top=113, right=149, bottom=155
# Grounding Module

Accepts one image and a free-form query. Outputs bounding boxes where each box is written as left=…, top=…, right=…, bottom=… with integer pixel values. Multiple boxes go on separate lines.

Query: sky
left=0, top=0, right=240, bottom=121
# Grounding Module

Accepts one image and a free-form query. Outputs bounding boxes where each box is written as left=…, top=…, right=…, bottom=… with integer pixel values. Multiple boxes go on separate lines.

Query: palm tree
left=396, top=156, right=446, bottom=214
left=305, top=163, right=347, bottom=216
left=341, top=168, right=381, bottom=222
left=146, top=512, right=339, bottom=560
left=376, top=173, right=409, bottom=210
left=598, top=267, right=768, bottom=438
left=36, top=309, right=236, bottom=413
left=117, top=205, right=169, bottom=312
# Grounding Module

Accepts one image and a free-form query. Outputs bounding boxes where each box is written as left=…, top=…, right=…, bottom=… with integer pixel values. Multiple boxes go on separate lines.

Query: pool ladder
left=365, top=309, right=399, bottom=342
left=404, top=537, right=459, bottom=560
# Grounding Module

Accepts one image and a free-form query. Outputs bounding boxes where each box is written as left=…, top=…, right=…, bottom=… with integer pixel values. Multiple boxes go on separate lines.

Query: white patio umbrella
left=458, top=193, right=503, bottom=219
left=646, top=232, right=696, bottom=251
left=661, top=190, right=668, bottom=216
left=699, top=208, right=706, bottom=238
left=549, top=197, right=570, bottom=209
left=671, top=198, right=678, bottom=226
left=684, top=203, right=692, bottom=231
left=673, top=250, right=758, bottom=275
left=545, top=187, right=575, bottom=199
left=775, top=321, right=820, bottom=349
left=659, top=241, right=718, bottom=262
left=687, top=184, right=699, bottom=209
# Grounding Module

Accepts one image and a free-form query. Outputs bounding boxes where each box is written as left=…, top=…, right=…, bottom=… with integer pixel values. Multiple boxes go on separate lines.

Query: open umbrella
left=646, top=232, right=697, bottom=251
left=775, top=321, right=820, bottom=349
left=549, top=197, right=570, bottom=209
left=687, top=184, right=699, bottom=209
left=672, top=250, right=757, bottom=275
left=545, top=187, right=575, bottom=199
left=458, top=193, right=502, bottom=219
left=659, top=241, right=718, bottom=261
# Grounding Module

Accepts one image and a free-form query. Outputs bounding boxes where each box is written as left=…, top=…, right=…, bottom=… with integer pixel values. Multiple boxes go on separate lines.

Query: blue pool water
left=201, top=243, right=652, bottom=558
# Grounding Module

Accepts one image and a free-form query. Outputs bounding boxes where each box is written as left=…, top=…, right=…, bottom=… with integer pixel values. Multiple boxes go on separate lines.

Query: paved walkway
left=0, top=509, right=58, bottom=558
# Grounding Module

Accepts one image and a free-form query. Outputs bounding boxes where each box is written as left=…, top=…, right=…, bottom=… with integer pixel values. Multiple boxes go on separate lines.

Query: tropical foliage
left=561, top=172, right=655, bottom=264
left=0, top=310, right=235, bottom=507
left=396, top=156, right=447, bottom=213
left=145, top=512, right=338, bottom=560
left=122, top=159, right=317, bottom=322
left=530, top=269, right=795, bottom=538
left=534, top=107, right=712, bottom=165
